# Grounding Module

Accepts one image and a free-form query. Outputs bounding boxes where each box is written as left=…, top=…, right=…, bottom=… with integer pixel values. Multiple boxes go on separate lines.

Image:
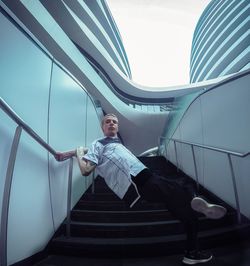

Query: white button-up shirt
left=83, top=137, right=146, bottom=206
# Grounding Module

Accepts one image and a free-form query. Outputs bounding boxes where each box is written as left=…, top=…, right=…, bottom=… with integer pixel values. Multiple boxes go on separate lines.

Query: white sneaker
left=191, top=197, right=227, bottom=219
left=183, top=250, right=213, bottom=264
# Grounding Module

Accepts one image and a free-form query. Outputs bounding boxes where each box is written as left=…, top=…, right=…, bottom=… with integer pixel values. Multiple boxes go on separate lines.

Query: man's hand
left=54, top=150, right=76, bottom=161
left=76, top=146, right=88, bottom=157
left=75, top=146, right=95, bottom=175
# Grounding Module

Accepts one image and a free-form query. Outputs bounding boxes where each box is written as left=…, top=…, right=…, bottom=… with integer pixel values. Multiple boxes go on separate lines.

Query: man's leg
left=153, top=178, right=215, bottom=265
left=135, top=174, right=198, bottom=248
left=135, top=171, right=213, bottom=264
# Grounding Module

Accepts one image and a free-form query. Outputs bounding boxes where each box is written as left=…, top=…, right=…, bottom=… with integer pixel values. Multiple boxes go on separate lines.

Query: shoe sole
left=191, top=197, right=227, bottom=219
left=182, top=255, right=213, bottom=264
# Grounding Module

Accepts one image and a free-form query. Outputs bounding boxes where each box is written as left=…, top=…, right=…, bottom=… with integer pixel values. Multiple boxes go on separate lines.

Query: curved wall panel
left=0, top=10, right=52, bottom=138
left=0, top=10, right=103, bottom=265
left=163, top=72, right=250, bottom=218
left=48, top=63, right=88, bottom=228
left=7, top=132, right=52, bottom=265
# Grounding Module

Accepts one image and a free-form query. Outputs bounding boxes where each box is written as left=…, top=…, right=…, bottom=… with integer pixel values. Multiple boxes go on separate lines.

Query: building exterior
left=190, top=0, right=250, bottom=83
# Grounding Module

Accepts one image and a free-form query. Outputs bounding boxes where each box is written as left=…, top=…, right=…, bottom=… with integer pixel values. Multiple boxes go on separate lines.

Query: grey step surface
left=51, top=223, right=250, bottom=257
left=48, top=156, right=249, bottom=258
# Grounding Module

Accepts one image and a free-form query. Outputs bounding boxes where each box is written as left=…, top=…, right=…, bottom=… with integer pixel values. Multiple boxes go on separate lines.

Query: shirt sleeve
left=82, top=140, right=101, bottom=165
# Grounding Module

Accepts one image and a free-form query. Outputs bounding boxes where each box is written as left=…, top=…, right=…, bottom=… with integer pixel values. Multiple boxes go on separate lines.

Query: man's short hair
left=101, top=113, right=118, bottom=126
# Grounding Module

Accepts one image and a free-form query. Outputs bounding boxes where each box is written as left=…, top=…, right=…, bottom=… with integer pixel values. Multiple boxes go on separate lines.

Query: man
left=55, top=113, right=227, bottom=265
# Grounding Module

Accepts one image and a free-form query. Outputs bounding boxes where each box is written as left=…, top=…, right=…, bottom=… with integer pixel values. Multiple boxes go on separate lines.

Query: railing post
left=174, top=140, right=179, bottom=172
left=157, top=137, right=161, bottom=156
left=91, top=171, right=95, bottom=194
left=164, top=138, right=168, bottom=160
left=0, top=126, right=22, bottom=266
left=66, top=157, right=73, bottom=238
left=158, top=136, right=165, bottom=157
left=228, top=154, right=241, bottom=224
left=191, top=145, right=200, bottom=192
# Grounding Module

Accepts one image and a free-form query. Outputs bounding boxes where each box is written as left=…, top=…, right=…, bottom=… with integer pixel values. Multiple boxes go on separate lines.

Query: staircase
left=49, top=156, right=250, bottom=258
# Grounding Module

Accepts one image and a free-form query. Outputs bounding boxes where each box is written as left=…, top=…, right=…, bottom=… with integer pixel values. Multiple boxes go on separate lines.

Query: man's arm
left=76, top=147, right=96, bottom=176
left=54, top=146, right=96, bottom=175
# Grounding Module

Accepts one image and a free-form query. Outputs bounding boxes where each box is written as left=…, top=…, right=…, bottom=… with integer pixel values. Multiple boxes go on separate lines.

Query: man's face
left=102, top=115, right=119, bottom=137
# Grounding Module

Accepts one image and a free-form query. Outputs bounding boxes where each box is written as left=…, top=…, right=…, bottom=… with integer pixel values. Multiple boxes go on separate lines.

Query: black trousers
left=132, top=168, right=199, bottom=252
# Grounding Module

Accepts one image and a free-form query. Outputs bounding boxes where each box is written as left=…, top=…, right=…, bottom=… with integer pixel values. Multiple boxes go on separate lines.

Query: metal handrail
left=160, top=136, right=250, bottom=224
left=170, top=138, right=249, bottom=158
left=139, top=146, right=158, bottom=157
left=0, top=97, right=57, bottom=156
left=0, top=97, right=74, bottom=266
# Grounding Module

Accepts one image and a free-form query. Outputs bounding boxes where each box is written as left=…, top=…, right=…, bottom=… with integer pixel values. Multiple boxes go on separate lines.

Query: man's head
left=101, top=114, right=119, bottom=137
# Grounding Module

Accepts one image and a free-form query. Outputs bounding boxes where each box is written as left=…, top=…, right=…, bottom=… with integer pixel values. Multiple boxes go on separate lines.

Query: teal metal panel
left=0, top=12, right=51, bottom=140
left=48, top=63, right=88, bottom=227
left=86, top=96, right=103, bottom=146
left=0, top=11, right=54, bottom=265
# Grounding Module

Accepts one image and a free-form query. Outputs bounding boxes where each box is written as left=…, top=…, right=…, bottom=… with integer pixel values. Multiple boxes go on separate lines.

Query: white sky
left=107, top=0, right=211, bottom=88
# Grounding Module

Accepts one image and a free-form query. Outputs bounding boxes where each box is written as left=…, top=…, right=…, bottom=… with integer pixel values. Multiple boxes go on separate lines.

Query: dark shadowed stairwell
left=33, top=156, right=250, bottom=266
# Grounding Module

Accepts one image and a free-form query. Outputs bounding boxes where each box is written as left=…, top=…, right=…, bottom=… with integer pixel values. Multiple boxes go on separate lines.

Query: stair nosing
left=53, top=234, right=185, bottom=245
left=72, top=209, right=169, bottom=214
left=67, top=220, right=180, bottom=227
left=54, top=223, right=250, bottom=245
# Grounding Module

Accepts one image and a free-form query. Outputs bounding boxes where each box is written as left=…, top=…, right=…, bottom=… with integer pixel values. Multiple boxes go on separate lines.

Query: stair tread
left=66, top=212, right=236, bottom=227
left=72, top=208, right=169, bottom=213
left=68, top=219, right=180, bottom=227
left=53, top=234, right=185, bottom=245
left=49, top=156, right=248, bottom=257
left=53, top=223, right=250, bottom=246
